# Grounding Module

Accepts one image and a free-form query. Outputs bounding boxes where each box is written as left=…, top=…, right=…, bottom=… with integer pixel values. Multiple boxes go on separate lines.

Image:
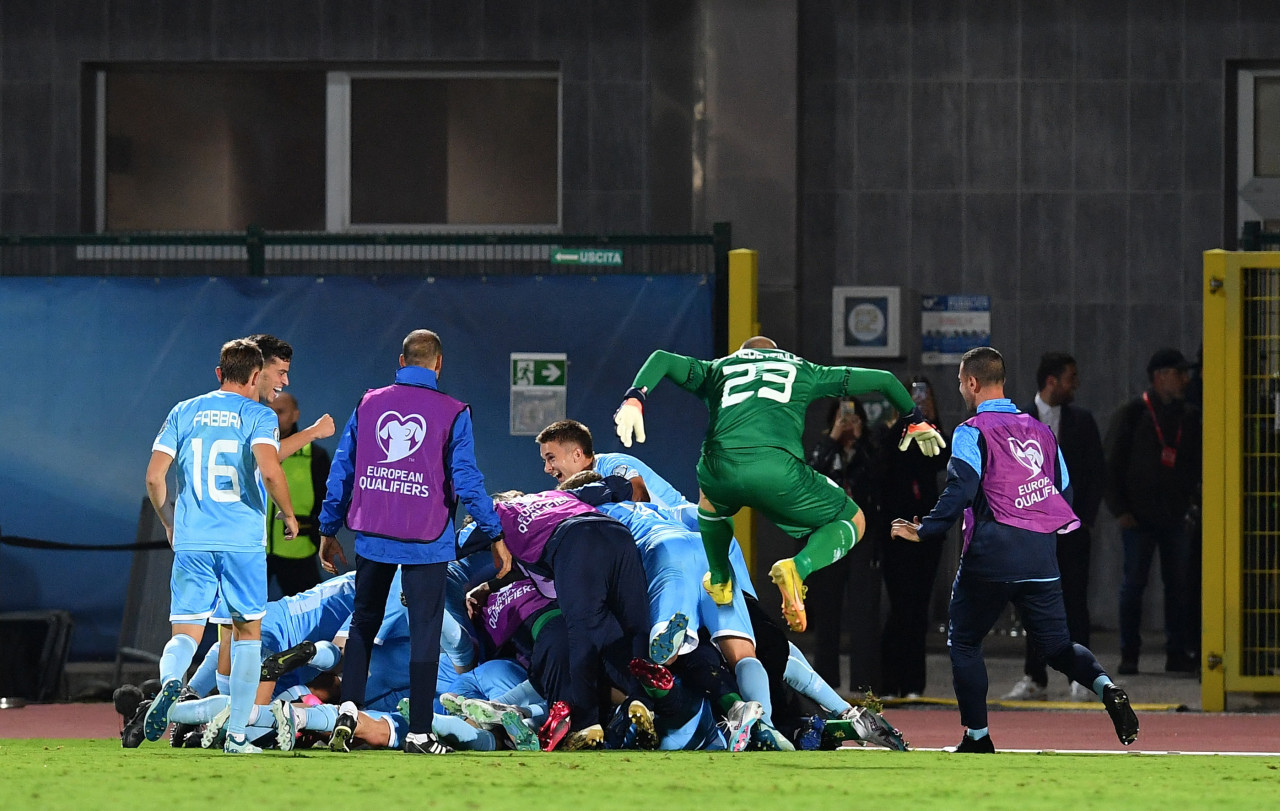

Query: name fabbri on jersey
left=358, top=465, right=431, bottom=498
left=193, top=410, right=243, bottom=427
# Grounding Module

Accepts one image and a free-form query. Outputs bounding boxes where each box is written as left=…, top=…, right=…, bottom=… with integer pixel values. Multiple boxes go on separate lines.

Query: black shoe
left=261, top=640, right=317, bottom=681
left=952, top=732, right=995, bottom=753
left=1165, top=653, right=1197, bottom=674
left=1117, top=657, right=1139, bottom=675
left=1103, top=684, right=1139, bottom=746
left=404, top=732, right=453, bottom=754
left=121, top=699, right=150, bottom=748
left=112, top=684, right=144, bottom=720
left=329, top=702, right=358, bottom=753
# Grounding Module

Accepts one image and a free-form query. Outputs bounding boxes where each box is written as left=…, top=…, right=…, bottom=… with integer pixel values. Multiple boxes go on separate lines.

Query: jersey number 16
left=190, top=437, right=242, bottom=502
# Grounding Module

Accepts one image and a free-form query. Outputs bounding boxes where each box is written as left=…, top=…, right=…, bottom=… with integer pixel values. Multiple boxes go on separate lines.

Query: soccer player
left=143, top=338, right=298, bottom=754
left=890, top=347, right=1138, bottom=752
left=614, top=336, right=945, bottom=632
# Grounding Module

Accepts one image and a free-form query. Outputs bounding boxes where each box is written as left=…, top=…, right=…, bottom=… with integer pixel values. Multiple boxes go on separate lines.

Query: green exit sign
left=550, top=248, right=623, bottom=266
left=511, top=355, right=567, bottom=387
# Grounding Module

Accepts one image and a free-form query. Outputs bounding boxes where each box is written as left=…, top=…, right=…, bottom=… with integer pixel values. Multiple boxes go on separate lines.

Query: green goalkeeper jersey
left=631, top=347, right=918, bottom=460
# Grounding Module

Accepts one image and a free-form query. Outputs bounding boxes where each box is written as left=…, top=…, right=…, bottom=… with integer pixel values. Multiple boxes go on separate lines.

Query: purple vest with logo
left=480, top=579, right=555, bottom=649
left=496, top=492, right=597, bottom=563
left=967, top=410, right=1080, bottom=537
left=347, top=383, right=465, bottom=543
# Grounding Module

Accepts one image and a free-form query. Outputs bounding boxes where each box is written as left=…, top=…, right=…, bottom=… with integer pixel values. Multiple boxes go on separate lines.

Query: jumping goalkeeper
left=614, top=337, right=945, bottom=633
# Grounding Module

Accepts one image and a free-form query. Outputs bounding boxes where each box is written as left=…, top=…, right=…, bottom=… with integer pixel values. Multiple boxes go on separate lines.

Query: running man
left=614, top=337, right=944, bottom=631
left=143, top=338, right=298, bottom=754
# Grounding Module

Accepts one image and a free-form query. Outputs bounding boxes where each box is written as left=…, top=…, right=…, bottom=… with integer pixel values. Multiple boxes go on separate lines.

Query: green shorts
left=696, top=448, right=859, bottom=539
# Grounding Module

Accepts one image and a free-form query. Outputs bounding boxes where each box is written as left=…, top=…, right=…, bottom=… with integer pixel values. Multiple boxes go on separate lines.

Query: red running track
left=1, top=704, right=1278, bottom=754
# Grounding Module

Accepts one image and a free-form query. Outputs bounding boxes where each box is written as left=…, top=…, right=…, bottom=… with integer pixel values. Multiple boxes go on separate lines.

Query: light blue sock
left=1092, top=675, right=1114, bottom=700
left=494, top=680, right=547, bottom=725
left=169, top=694, right=230, bottom=725
left=159, top=634, right=198, bottom=685
left=226, top=639, right=261, bottom=739
left=784, top=642, right=851, bottom=715
left=734, top=657, right=773, bottom=724
left=187, top=644, right=219, bottom=697
left=277, top=684, right=309, bottom=702
left=967, top=726, right=989, bottom=740
left=432, top=713, right=495, bottom=751
left=216, top=672, right=231, bottom=696
left=304, top=704, right=338, bottom=732
left=310, top=641, right=341, bottom=671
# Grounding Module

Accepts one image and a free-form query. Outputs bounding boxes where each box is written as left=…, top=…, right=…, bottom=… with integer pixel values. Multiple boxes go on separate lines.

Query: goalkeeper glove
left=614, top=387, right=647, bottom=448
left=898, top=407, right=946, bottom=457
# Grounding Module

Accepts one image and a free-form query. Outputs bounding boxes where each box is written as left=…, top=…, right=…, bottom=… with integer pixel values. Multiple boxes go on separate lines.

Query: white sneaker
left=1001, top=675, right=1047, bottom=701
left=722, top=700, right=763, bottom=752
left=1070, top=682, right=1094, bottom=702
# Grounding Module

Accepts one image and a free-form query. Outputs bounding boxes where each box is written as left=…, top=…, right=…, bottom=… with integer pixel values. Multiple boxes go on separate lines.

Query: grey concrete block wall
left=0, top=0, right=680, bottom=236
left=798, top=0, right=1275, bottom=635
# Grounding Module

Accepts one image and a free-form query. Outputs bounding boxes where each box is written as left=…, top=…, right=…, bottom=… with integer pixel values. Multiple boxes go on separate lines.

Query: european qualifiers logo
left=1007, top=436, right=1044, bottom=478
left=358, top=410, right=432, bottom=498
left=376, top=410, right=427, bottom=463
left=1007, top=436, right=1056, bottom=509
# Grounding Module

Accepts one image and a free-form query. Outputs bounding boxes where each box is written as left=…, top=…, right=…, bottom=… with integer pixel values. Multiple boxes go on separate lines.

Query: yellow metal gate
left=1203, top=250, right=1280, bottom=710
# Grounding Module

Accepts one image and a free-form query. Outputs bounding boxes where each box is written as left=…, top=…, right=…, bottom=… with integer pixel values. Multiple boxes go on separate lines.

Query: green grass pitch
left=2, top=740, right=1278, bottom=810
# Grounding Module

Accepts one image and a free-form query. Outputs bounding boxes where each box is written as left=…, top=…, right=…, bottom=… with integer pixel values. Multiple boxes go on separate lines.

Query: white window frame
left=325, top=69, right=562, bottom=234
left=1237, top=67, right=1280, bottom=230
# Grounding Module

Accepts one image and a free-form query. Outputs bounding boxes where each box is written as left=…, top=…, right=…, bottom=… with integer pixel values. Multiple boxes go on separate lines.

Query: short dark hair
left=960, top=346, right=1005, bottom=386
left=402, top=330, right=442, bottom=367
left=219, top=338, right=264, bottom=384
left=246, top=334, right=292, bottom=364
left=1036, top=352, right=1075, bottom=390
left=559, top=470, right=603, bottom=490
left=535, top=420, right=594, bottom=456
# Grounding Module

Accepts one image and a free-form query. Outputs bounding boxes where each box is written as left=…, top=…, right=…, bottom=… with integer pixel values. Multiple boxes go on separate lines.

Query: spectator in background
left=805, top=396, right=883, bottom=691
left=877, top=376, right=950, bottom=698
left=1002, top=352, right=1105, bottom=701
left=1105, top=348, right=1201, bottom=675
left=266, top=392, right=332, bottom=597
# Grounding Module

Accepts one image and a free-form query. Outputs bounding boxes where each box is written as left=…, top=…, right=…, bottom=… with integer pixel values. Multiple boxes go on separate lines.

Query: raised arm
left=615, top=350, right=706, bottom=447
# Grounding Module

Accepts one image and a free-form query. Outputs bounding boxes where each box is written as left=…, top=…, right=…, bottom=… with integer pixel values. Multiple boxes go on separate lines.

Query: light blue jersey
left=153, top=389, right=279, bottom=552
left=592, top=452, right=693, bottom=512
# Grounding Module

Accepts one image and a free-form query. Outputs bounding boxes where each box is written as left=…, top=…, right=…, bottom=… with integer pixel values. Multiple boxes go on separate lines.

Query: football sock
left=432, top=713, right=494, bottom=751
left=310, top=641, right=341, bottom=671
left=784, top=642, right=850, bottom=714
left=967, top=726, right=989, bottom=740
left=187, top=644, right=219, bottom=697
left=734, top=657, right=773, bottom=724
left=216, top=672, right=231, bottom=696
left=303, top=703, right=338, bottom=732
left=227, top=640, right=261, bottom=738
left=159, top=634, right=198, bottom=686
left=697, top=508, right=735, bottom=586
left=169, top=694, right=230, bottom=725
left=1092, top=675, right=1114, bottom=700
left=794, top=503, right=860, bottom=580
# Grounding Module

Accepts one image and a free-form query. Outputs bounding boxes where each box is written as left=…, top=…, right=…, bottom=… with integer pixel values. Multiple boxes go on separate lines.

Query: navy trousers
left=342, top=555, right=447, bottom=736
left=949, top=571, right=1105, bottom=730
left=549, top=520, right=651, bottom=728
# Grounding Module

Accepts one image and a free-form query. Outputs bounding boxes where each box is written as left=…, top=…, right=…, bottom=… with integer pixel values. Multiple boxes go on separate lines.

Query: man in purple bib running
left=891, top=347, right=1138, bottom=754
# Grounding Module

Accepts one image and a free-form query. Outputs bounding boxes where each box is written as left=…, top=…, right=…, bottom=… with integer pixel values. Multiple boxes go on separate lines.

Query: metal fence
left=1202, top=249, right=1280, bottom=710
left=0, top=224, right=731, bottom=279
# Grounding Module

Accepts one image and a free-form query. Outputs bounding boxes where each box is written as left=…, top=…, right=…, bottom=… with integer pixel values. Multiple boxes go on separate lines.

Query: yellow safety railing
left=1202, top=250, right=1280, bottom=710
left=726, top=248, right=761, bottom=571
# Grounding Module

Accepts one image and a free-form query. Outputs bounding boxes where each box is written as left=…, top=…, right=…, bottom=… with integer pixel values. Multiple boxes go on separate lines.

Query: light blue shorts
left=169, top=550, right=267, bottom=623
